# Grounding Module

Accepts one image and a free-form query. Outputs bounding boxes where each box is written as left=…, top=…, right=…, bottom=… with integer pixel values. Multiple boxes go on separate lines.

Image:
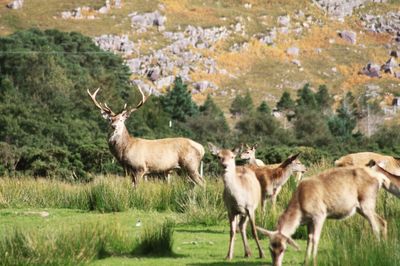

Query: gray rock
left=155, top=76, right=175, bottom=89
left=339, top=30, right=357, bottom=44
left=359, top=62, right=381, bottom=77
left=93, top=34, right=134, bottom=55
left=391, top=50, right=399, bottom=58
left=381, top=57, right=398, bottom=73
left=287, top=47, right=300, bottom=56
left=394, top=71, right=400, bottom=78
left=130, top=11, right=166, bottom=32
left=313, top=0, right=387, bottom=18
left=7, top=0, right=23, bottom=9
left=277, top=15, right=290, bottom=26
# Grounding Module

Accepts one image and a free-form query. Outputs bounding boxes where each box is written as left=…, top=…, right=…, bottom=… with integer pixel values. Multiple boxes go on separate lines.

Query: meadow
left=0, top=164, right=399, bottom=266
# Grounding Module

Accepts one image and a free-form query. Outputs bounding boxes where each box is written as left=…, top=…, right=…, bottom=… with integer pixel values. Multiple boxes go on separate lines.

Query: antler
left=125, top=85, right=151, bottom=115
left=87, top=88, right=116, bottom=116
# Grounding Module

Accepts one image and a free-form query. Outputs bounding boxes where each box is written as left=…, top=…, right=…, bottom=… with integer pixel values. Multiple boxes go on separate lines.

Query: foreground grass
left=0, top=175, right=398, bottom=265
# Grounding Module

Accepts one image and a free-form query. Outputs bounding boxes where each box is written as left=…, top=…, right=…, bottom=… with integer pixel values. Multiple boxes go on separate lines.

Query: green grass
left=0, top=174, right=398, bottom=265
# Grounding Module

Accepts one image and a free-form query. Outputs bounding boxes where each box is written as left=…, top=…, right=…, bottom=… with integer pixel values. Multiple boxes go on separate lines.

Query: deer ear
left=232, top=146, right=241, bottom=156
left=256, top=226, right=276, bottom=238
left=253, top=143, right=258, bottom=149
left=280, top=152, right=301, bottom=168
left=101, top=111, right=111, bottom=120
left=286, top=236, right=300, bottom=251
left=366, top=159, right=376, bottom=167
left=208, top=142, right=220, bottom=155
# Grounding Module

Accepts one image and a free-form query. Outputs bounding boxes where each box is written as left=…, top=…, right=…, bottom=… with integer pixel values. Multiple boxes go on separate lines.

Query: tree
left=277, top=91, right=295, bottom=111
left=257, top=101, right=271, bottom=114
left=161, top=77, right=198, bottom=122
left=315, top=84, right=332, bottom=114
left=186, top=94, right=230, bottom=144
left=328, top=102, right=357, bottom=138
left=229, top=90, right=254, bottom=117
left=296, top=83, right=317, bottom=110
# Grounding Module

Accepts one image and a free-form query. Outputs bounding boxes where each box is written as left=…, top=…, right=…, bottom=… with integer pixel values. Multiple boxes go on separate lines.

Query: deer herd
left=88, top=85, right=400, bottom=266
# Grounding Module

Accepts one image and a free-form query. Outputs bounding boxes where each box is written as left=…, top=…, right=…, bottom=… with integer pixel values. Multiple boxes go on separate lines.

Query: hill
left=1, top=0, right=399, bottom=111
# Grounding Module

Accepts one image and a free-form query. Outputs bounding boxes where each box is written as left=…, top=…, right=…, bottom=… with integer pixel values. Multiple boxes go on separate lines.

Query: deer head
left=87, top=86, right=150, bottom=130
left=256, top=227, right=300, bottom=266
left=208, top=143, right=240, bottom=170
left=239, top=143, right=258, bottom=161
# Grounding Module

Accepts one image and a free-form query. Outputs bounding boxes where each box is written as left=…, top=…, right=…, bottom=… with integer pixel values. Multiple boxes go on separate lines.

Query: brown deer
left=367, top=160, right=400, bottom=198
left=335, top=151, right=400, bottom=173
left=87, top=86, right=205, bottom=187
left=245, top=153, right=306, bottom=211
left=257, top=166, right=390, bottom=266
left=208, top=143, right=265, bottom=260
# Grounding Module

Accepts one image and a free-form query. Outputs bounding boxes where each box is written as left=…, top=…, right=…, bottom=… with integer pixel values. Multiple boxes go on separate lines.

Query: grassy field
left=0, top=171, right=399, bottom=266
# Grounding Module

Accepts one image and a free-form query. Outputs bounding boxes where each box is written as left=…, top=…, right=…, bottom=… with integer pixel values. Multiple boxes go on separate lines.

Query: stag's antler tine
left=127, top=84, right=151, bottom=114
left=87, top=88, right=115, bottom=115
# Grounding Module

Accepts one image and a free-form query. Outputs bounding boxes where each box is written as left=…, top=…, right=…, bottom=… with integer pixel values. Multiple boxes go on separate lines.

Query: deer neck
left=249, top=156, right=258, bottom=165
left=223, top=163, right=240, bottom=189
left=108, top=123, right=132, bottom=158
left=277, top=198, right=302, bottom=237
left=275, top=165, right=294, bottom=187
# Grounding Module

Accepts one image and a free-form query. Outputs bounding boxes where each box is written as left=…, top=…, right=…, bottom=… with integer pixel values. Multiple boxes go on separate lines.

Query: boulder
left=6, top=0, right=23, bottom=9
left=359, top=63, right=381, bottom=78
left=339, top=30, right=357, bottom=44
left=287, top=47, right=300, bottom=57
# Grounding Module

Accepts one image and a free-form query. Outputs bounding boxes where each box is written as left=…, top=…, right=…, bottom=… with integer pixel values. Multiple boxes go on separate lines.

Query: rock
left=391, top=50, right=399, bottom=58
left=277, top=15, right=290, bottom=26
left=359, top=63, right=381, bottom=78
left=155, top=76, right=175, bottom=89
left=395, top=71, right=400, bottom=78
left=130, top=11, right=166, bottom=32
left=93, top=34, right=135, bottom=55
left=339, top=30, right=357, bottom=44
left=6, top=0, right=23, bottom=9
left=313, top=0, right=387, bottom=18
left=147, top=67, right=161, bottom=82
left=244, top=3, right=252, bottom=9
left=381, top=57, right=398, bottom=73
left=287, top=47, right=300, bottom=57
left=291, top=59, right=302, bottom=67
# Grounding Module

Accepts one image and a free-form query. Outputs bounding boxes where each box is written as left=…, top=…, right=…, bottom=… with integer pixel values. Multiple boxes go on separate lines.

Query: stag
left=87, top=86, right=205, bottom=187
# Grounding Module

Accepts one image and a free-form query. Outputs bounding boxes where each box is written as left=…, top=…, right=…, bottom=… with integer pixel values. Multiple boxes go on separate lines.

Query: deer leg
left=358, top=200, right=382, bottom=239
left=311, top=217, right=325, bottom=266
left=375, top=214, right=387, bottom=240
left=131, top=169, right=146, bottom=188
left=271, top=186, right=282, bottom=209
left=261, top=191, right=267, bottom=213
left=304, top=222, right=315, bottom=265
left=247, top=209, right=265, bottom=259
left=238, top=215, right=251, bottom=258
left=226, top=214, right=237, bottom=260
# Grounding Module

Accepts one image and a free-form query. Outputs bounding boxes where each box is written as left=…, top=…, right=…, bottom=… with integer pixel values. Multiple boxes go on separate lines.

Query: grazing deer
left=367, top=160, right=400, bottom=198
left=87, top=86, right=205, bottom=187
left=257, top=166, right=390, bottom=266
left=208, top=143, right=265, bottom=260
left=246, top=153, right=306, bottom=211
left=335, top=152, right=400, bottom=173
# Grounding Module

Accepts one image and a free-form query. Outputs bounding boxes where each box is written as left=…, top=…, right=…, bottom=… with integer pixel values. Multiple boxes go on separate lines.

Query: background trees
left=0, top=29, right=399, bottom=180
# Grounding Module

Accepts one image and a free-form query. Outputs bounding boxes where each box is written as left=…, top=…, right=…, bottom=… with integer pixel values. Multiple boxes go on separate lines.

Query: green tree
left=161, top=77, right=198, bottom=122
left=277, top=91, right=295, bottom=111
left=257, top=100, right=271, bottom=114
left=229, top=90, right=254, bottom=117
left=296, top=83, right=317, bottom=110
left=315, top=84, right=332, bottom=113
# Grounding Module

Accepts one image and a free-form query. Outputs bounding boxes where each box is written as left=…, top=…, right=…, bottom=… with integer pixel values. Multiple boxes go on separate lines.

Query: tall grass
left=0, top=218, right=176, bottom=265
left=133, top=220, right=175, bottom=256
left=0, top=221, right=135, bottom=266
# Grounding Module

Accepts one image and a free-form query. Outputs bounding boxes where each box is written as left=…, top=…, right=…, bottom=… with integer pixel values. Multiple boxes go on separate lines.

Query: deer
left=256, top=166, right=390, bottom=266
left=208, top=142, right=265, bottom=260
left=335, top=151, right=400, bottom=173
left=244, top=153, right=306, bottom=212
left=367, top=160, right=400, bottom=198
left=240, top=143, right=306, bottom=182
left=87, top=86, right=205, bottom=188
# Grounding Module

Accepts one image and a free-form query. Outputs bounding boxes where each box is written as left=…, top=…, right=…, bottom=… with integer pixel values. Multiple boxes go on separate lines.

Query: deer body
left=209, top=143, right=265, bottom=260
left=257, top=166, right=389, bottom=266
left=245, top=153, right=306, bottom=211
left=88, top=87, right=205, bottom=187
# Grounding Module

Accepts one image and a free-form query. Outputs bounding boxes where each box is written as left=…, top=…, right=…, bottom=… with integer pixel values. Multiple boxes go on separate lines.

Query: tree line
left=0, top=29, right=399, bottom=180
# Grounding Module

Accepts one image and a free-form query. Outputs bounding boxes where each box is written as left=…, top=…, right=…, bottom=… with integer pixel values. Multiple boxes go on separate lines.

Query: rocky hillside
left=1, top=0, right=400, bottom=112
